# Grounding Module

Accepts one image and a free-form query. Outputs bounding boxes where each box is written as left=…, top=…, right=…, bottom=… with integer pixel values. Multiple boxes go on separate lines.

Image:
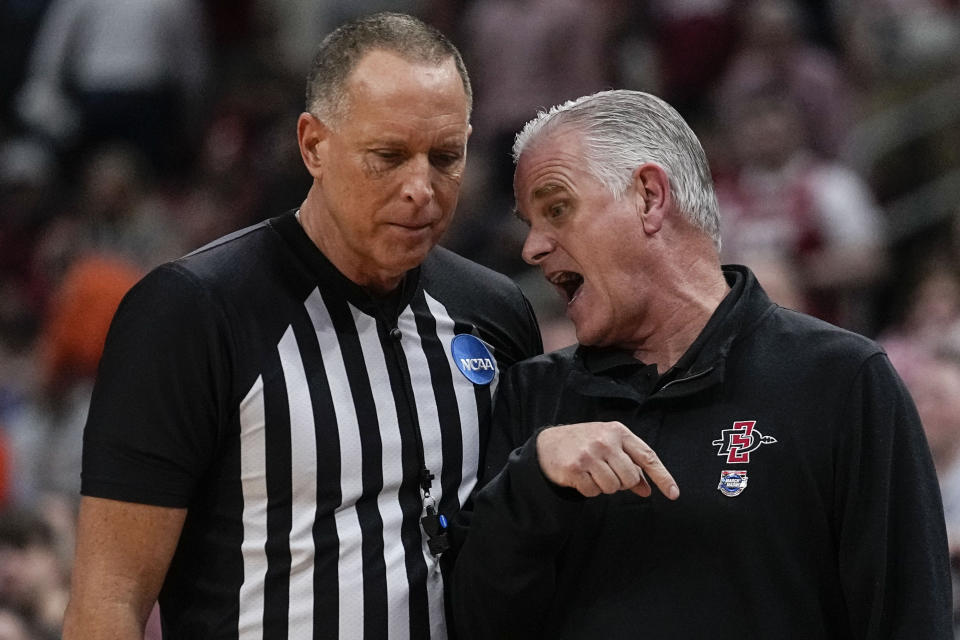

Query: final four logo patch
left=451, top=334, right=496, bottom=385
left=712, top=420, right=777, bottom=464
left=718, top=470, right=748, bottom=497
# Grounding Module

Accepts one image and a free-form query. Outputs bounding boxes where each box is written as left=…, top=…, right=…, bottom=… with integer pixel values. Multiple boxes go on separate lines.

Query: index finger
left=621, top=434, right=679, bottom=500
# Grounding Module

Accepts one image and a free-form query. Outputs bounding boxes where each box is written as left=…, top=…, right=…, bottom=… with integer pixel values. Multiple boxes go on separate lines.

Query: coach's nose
left=521, top=225, right=555, bottom=265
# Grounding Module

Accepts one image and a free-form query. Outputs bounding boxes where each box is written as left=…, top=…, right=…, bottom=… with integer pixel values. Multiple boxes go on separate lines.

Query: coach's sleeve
left=81, top=264, right=232, bottom=508
left=452, top=366, right=583, bottom=640
left=835, top=353, right=953, bottom=639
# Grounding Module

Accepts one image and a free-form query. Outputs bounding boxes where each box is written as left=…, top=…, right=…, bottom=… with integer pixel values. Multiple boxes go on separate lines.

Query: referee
left=63, top=13, right=541, bottom=640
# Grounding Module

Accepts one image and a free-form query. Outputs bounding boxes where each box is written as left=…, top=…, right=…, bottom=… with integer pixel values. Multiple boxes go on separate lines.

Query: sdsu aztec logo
left=712, top=420, right=777, bottom=464
left=450, top=334, right=497, bottom=385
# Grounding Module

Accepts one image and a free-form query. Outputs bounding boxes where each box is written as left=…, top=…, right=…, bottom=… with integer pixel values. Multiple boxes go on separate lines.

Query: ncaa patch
left=451, top=334, right=496, bottom=385
left=718, top=470, right=748, bottom=497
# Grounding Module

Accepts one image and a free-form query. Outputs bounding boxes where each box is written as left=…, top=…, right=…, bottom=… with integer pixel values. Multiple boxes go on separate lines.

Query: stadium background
left=0, top=1, right=959, bottom=637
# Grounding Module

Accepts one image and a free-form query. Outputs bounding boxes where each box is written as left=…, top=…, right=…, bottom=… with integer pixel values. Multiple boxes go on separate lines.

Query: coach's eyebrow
left=513, top=182, right=567, bottom=225
left=532, top=183, right=565, bottom=200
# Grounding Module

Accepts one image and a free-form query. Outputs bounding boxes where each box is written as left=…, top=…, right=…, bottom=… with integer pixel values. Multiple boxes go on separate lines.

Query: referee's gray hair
left=306, top=13, right=471, bottom=126
left=513, top=90, right=721, bottom=250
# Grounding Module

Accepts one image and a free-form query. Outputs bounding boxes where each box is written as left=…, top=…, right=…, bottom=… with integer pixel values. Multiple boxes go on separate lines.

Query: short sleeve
left=81, top=264, right=232, bottom=507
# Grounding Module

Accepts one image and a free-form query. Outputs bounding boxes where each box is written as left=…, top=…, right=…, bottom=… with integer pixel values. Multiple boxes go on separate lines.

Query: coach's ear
left=632, top=162, right=672, bottom=237
left=297, top=112, right=330, bottom=180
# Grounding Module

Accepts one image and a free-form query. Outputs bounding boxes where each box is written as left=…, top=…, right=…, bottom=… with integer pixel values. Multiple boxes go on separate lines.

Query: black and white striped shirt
left=82, top=211, right=542, bottom=639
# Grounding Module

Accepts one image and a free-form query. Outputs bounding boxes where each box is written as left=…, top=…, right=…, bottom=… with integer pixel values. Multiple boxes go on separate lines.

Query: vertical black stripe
left=377, top=314, right=432, bottom=639
left=412, top=293, right=464, bottom=522
left=290, top=310, right=342, bottom=639
left=261, top=347, right=292, bottom=639
left=325, top=296, right=388, bottom=638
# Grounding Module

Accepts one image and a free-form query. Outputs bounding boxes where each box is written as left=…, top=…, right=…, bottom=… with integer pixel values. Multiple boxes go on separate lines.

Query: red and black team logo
left=712, top=420, right=777, bottom=464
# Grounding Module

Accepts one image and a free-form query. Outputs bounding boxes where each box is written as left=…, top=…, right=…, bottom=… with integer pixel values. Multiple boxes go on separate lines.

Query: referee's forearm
left=63, top=596, right=149, bottom=640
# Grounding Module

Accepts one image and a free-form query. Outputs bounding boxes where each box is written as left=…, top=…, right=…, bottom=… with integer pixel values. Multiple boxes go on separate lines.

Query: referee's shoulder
left=423, top=245, right=524, bottom=299
left=113, top=219, right=280, bottom=317
left=173, top=218, right=275, bottom=279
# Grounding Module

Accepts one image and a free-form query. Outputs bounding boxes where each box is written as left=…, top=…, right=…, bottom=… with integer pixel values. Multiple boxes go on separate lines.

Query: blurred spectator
left=839, top=0, right=960, bottom=83
left=461, top=0, right=619, bottom=192
left=715, top=89, right=887, bottom=332
left=714, top=0, right=855, bottom=158
left=167, top=90, right=310, bottom=251
left=953, top=209, right=960, bottom=263
left=0, top=296, right=36, bottom=500
left=35, top=254, right=141, bottom=396
left=165, top=111, right=268, bottom=250
left=0, top=0, right=53, bottom=126
left=0, top=138, right=58, bottom=316
left=645, top=0, right=737, bottom=119
left=881, top=256, right=960, bottom=352
left=0, top=139, right=55, bottom=482
left=33, top=143, right=187, bottom=290
left=14, top=0, right=210, bottom=178
left=201, top=0, right=257, bottom=58
left=0, top=606, right=36, bottom=640
left=910, top=351, right=960, bottom=534
left=446, top=0, right=621, bottom=275
left=0, top=433, right=10, bottom=510
left=253, top=0, right=427, bottom=78
left=0, top=507, right=69, bottom=640
left=5, top=253, right=140, bottom=503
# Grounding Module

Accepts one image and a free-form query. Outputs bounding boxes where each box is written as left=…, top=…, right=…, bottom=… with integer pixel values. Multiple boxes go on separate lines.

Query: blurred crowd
left=1, top=0, right=960, bottom=638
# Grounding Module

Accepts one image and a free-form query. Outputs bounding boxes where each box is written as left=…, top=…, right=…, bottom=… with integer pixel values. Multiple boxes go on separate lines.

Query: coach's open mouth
left=549, top=271, right=584, bottom=304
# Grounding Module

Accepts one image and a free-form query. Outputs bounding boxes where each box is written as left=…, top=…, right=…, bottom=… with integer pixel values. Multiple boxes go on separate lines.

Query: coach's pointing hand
left=536, top=422, right=680, bottom=499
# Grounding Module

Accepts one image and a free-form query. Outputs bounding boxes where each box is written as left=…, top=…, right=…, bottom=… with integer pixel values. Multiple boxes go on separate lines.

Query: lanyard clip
left=420, top=494, right=449, bottom=556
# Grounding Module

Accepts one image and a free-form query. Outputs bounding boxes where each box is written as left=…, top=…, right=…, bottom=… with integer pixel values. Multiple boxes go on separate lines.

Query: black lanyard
left=377, top=288, right=450, bottom=556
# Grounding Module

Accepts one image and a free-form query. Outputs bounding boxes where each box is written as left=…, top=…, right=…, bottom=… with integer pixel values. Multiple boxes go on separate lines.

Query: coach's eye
left=547, top=202, right=568, bottom=220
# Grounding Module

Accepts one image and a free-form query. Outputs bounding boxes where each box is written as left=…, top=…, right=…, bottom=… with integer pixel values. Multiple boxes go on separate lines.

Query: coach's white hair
left=513, top=90, right=721, bottom=250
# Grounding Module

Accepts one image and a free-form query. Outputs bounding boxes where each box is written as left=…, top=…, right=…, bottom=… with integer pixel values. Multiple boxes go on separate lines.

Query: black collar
left=269, top=210, right=421, bottom=319
left=570, top=266, right=774, bottom=401
left=578, top=268, right=744, bottom=372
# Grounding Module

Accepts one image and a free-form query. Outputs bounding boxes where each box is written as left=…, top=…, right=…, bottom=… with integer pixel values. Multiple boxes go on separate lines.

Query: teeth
left=549, top=271, right=579, bottom=285
left=548, top=271, right=584, bottom=301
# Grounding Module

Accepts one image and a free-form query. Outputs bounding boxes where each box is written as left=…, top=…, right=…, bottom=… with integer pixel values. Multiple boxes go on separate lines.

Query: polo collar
left=570, top=265, right=775, bottom=401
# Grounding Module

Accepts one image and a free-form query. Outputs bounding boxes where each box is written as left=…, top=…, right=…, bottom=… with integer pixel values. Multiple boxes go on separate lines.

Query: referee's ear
left=297, top=112, right=329, bottom=180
